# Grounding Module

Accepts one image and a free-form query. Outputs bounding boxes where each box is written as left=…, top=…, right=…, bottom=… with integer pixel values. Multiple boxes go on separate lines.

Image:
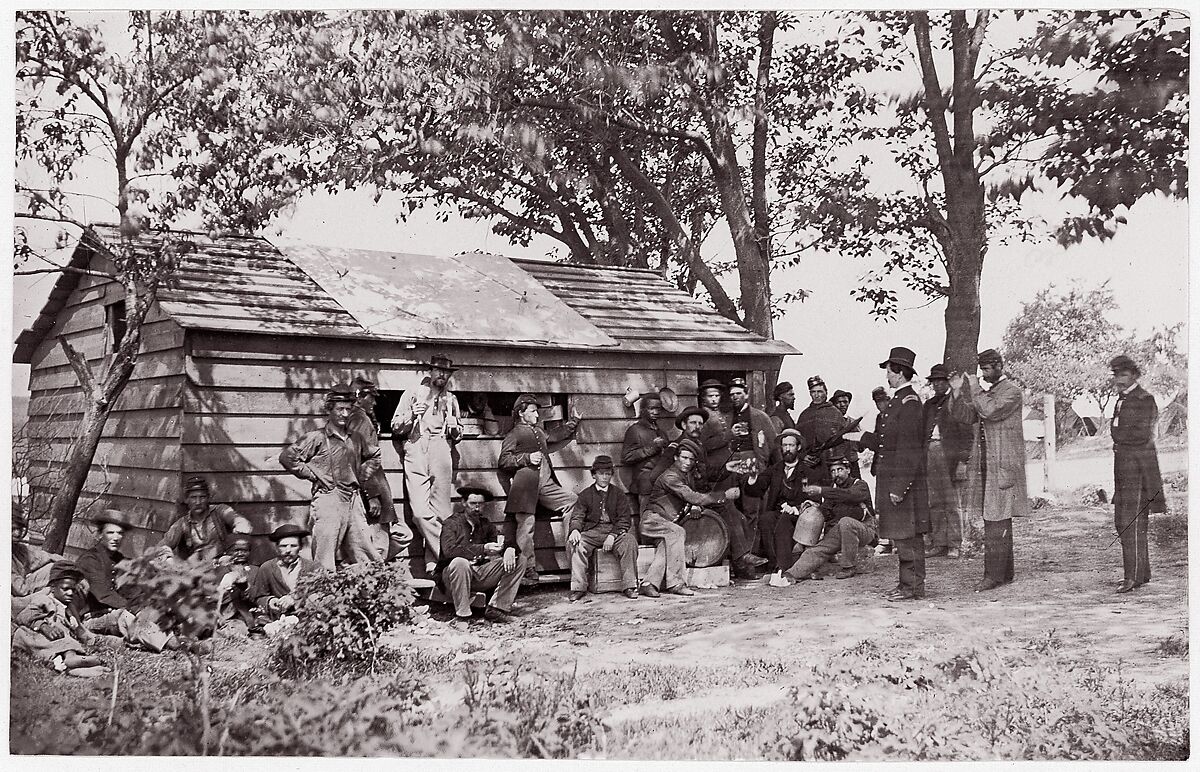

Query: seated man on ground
left=158, top=476, right=254, bottom=564
left=13, top=561, right=115, bottom=677
left=439, top=485, right=524, bottom=626
left=11, top=511, right=66, bottom=614
left=249, top=524, right=321, bottom=626
left=76, top=512, right=179, bottom=652
left=774, top=455, right=875, bottom=585
left=215, top=536, right=260, bottom=633
left=744, top=428, right=826, bottom=573
left=567, top=455, right=639, bottom=602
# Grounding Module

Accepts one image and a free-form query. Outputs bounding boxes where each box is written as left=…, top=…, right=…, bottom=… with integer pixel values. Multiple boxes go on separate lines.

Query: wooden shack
left=15, top=225, right=799, bottom=573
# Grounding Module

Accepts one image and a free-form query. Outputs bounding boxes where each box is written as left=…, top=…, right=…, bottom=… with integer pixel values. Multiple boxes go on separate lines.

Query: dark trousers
left=769, top=510, right=802, bottom=571
left=716, top=501, right=752, bottom=562
left=1114, top=506, right=1150, bottom=585
left=894, top=536, right=925, bottom=592
left=983, top=518, right=1015, bottom=584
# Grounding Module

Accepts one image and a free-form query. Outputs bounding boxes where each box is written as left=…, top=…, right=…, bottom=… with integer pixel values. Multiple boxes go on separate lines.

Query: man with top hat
left=744, top=427, right=827, bottom=573
left=859, top=347, right=930, bottom=600
left=157, top=476, right=253, bottom=564
left=770, top=381, right=798, bottom=434
left=392, top=355, right=464, bottom=575
left=622, top=393, right=675, bottom=512
left=796, top=376, right=846, bottom=476
left=250, top=524, right=321, bottom=620
left=350, top=376, right=413, bottom=563
left=923, top=364, right=974, bottom=559
left=279, top=385, right=383, bottom=571
left=75, top=511, right=178, bottom=652
left=774, top=453, right=875, bottom=584
left=1107, top=354, right=1165, bottom=592
left=13, top=560, right=113, bottom=677
left=439, top=485, right=524, bottom=624
left=568, top=456, right=639, bottom=601
left=948, top=348, right=1028, bottom=591
left=498, top=393, right=582, bottom=586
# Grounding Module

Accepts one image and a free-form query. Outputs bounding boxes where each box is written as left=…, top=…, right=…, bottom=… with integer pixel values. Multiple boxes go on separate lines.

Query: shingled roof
left=14, top=225, right=799, bottom=360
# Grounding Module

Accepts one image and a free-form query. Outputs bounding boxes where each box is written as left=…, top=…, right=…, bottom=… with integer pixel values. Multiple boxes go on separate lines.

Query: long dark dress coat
left=860, top=384, right=929, bottom=540
left=497, top=421, right=578, bottom=514
left=1112, top=385, right=1166, bottom=515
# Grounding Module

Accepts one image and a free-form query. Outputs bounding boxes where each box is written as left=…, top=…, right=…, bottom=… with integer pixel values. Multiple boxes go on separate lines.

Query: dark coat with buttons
left=1112, top=384, right=1166, bottom=516
left=859, top=384, right=929, bottom=540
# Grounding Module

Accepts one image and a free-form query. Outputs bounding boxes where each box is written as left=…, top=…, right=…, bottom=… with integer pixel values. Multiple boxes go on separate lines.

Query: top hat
left=428, top=354, right=457, bottom=372
left=457, top=485, right=495, bottom=501
left=879, top=347, right=917, bottom=371
left=93, top=510, right=134, bottom=531
left=773, top=381, right=794, bottom=399
left=675, top=405, right=710, bottom=429
left=927, top=363, right=950, bottom=381
left=590, top=455, right=615, bottom=472
left=1109, top=354, right=1140, bottom=375
left=977, top=348, right=1003, bottom=366
left=269, top=523, right=311, bottom=542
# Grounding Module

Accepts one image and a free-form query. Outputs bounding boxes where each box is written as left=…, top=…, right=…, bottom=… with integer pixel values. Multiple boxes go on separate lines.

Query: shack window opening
left=373, top=390, right=404, bottom=439
left=107, top=300, right=127, bottom=352
left=375, top=390, right=573, bottom=440
left=697, top=370, right=747, bottom=412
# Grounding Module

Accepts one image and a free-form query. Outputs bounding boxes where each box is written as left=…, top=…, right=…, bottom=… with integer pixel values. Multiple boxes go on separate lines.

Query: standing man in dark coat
left=830, top=389, right=862, bottom=481
left=770, top=381, right=798, bottom=434
left=859, top=347, right=929, bottom=600
left=1109, top=354, right=1165, bottom=593
left=350, top=377, right=413, bottom=563
left=622, top=394, right=673, bottom=512
left=498, top=393, right=581, bottom=586
left=567, top=456, right=639, bottom=601
left=922, top=365, right=974, bottom=559
left=796, top=376, right=844, bottom=479
left=697, top=379, right=732, bottom=470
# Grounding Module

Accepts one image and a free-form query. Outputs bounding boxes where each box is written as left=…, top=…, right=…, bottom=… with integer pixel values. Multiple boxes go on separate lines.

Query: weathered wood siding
left=183, top=331, right=783, bottom=572
left=23, top=268, right=186, bottom=556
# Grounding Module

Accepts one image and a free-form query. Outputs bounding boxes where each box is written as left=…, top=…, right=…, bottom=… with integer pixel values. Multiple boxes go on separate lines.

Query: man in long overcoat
left=949, top=348, right=1029, bottom=591
left=498, top=393, right=581, bottom=585
left=859, top=347, right=929, bottom=600
left=1108, top=354, right=1165, bottom=592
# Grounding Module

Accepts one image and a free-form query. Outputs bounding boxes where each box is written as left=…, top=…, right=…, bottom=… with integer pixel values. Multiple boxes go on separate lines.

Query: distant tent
left=1158, top=390, right=1187, bottom=437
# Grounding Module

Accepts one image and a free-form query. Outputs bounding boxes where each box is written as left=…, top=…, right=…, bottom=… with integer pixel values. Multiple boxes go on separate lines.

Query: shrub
left=117, top=553, right=223, bottom=640
left=270, top=560, right=418, bottom=678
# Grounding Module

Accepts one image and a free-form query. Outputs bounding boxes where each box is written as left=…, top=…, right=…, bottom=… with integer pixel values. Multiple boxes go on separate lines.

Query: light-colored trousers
left=443, top=555, right=525, bottom=616
left=404, top=434, right=455, bottom=565
left=85, top=608, right=172, bottom=652
left=639, top=510, right=687, bottom=591
left=569, top=529, right=638, bottom=592
left=310, top=487, right=380, bottom=570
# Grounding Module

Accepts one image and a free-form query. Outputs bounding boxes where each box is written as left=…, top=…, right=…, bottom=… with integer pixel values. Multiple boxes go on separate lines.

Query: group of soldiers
left=12, top=348, right=1166, bottom=672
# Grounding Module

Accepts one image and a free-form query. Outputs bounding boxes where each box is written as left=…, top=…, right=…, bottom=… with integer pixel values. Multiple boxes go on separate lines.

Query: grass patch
left=1155, top=632, right=1188, bottom=658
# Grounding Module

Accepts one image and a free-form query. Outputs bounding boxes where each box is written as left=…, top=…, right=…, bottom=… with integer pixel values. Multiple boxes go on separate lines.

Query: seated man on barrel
left=773, top=454, right=875, bottom=585
left=567, top=455, right=639, bottom=602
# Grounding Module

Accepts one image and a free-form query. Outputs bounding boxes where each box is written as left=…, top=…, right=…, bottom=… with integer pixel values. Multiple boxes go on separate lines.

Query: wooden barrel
left=681, top=509, right=730, bottom=568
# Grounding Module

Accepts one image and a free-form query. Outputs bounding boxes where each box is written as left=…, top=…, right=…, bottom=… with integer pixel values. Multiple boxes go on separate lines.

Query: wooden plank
left=185, top=386, right=332, bottom=416
left=162, top=301, right=352, bottom=324
left=25, top=408, right=182, bottom=441
left=182, top=414, right=323, bottom=445
left=28, top=378, right=184, bottom=415
left=159, top=287, right=347, bottom=313
left=32, top=348, right=184, bottom=391
left=168, top=316, right=365, bottom=336
left=42, top=437, right=180, bottom=471
left=53, top=297, right=110, bottom=336
left=185, top=359, right=423, bottom=391
left=28, top=464, right=181, bottom=505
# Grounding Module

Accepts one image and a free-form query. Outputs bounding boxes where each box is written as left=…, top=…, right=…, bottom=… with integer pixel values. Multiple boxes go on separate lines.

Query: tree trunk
left=42, top=395, right=120, bottom=553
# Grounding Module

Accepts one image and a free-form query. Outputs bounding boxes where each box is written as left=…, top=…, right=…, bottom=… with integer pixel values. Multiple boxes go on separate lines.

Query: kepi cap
left=927, top=363, right=950, bottom=381
left=806, top=375, right=825, bottom=390
left=773, top=381, right=794, bottom=399
left=977, top=348, right=1003, bottom=366
left=48, top=560, right=83, bottom=584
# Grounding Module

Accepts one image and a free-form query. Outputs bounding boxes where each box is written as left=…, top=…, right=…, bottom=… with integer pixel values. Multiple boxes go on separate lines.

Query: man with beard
left=859, top=347, right=930, bottom=601
left=157, top=476, right=253, bottom=564
left=774, top=455, right=875, bottom=584
left=949, top=349, right=1029, bottom=592
left=440, top=486, right=523, bottom=624
left=744, top=429, right=826, bottom=573
left=392, top=356, right=464, bottom=575
left=829, top=389, right=862, bottom=481
left=1107, top=354, right=1165, bottom=593
left=796, top=376, right=845, bottom=478
left=622, top=394, right=673, bottom=512
left=350, top=377, right=413, bottom=563
left=770, top=381, right=798, bottom=433
left=280, top=386, right=383, bottom=570
left=251, top=524, right=322, bottom=620
left=922, top=364, right=973, bottom=559
left=498, top=393, right=582, bottom=586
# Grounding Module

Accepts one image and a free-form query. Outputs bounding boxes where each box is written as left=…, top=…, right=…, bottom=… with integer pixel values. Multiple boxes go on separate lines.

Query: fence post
left=1043, top=393, right=1057, bottom=492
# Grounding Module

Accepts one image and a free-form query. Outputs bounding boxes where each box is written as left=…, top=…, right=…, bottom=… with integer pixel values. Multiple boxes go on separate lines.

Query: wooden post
left=1043, top=393, right=1057, bottom=493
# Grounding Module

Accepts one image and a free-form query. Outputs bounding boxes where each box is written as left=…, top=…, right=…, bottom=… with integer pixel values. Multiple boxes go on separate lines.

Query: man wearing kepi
left=392, top=355, right=463, bottom=575
left=923, top=364, right=973, bottom=559
left=280, top=385, right=382, bottom=570
left=796, top=375, right=844, bottom=478
left=622, top=394, right=672, bottom=512
left=567, top=456, right=639, bottom=601
left=776, top=453, right=875, bottom=583
left=949, top=348, right=1029, bottom=592
left=498, top=393, right=581, bottom=586
left=1108, top=354, right=1165, bottom=593
left=859, top=347, right=929, bottom=600
left=158, top=476, right=253, bottom=564
left=439, top=485, right=523, bottom=624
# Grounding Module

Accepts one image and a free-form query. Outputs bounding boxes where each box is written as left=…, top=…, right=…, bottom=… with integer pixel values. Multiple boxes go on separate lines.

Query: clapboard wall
left=180, top=330, right=780, bottom=573
left=23, top=267, right=187, bottom=556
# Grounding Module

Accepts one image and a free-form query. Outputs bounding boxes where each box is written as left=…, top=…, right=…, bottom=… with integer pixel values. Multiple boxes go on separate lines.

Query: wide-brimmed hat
left=1109, top=354, right=1140, bottom=375
left=698, top=378, right=726, bottom=393
left=457, top=485, right=494, bottom=501
left=48, top=560, right=83, bottom=584
left=977, top=348, right=1003, bottom=366
left=773, top=381, right=794, bottom=399
left=806, top=375, right=826, bottom=390
left=927, top=363, right=950, bottom=381
left=675, top=438, right=703, bottom=459
left=269, top=524, right=310, bottom=542
left=657, top=386, right=679, bottom=414
left=879, top=347, right=917, bottom=371
left=93, top=510, right=134, bottom=531
left=831, top=389, right=852, bottom=403
left=428, top=354, right=457, bottom=372
left=675, top=405, right=710, bottom=429
left=590, top=455, right=615, bottom=472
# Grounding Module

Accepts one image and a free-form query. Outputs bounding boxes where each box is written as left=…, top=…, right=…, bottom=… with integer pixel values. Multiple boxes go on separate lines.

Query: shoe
left=744, top=553, right=769, bottom=567
left=568, top=590, right=586, bottom=602
left=520, top=576, right=539, bottom=588
left=665, top=584, right=695, bottom=596
left=974, top=579, right=1004, bottom=593
left=883, top=588, right=912, bottom=601
left=835, top=567, right=857, bottom=580
left=768, top=571, right=793, bottom=587
left=622, top=588, right=639, bottom=600
left=450, top=616, right=472, bottom=631
left=247, top=625, right=266, bottom=638
left=924, top=546, right=948, bottom=558
left=483, top=606, right=511, bottom=623
left=1115, top=580, right=1137, bottom=594
left=639, top=583, right=661, bottom=598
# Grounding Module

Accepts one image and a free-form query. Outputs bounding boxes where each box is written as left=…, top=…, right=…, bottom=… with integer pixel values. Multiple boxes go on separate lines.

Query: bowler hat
left=269, top=524, right=310, bottom=542
left=457, top=485, right=494, bottom=501
left=590, top=455, right=615, bottom=472
left=977, top=348, right=1003, bottom=366
left=93, top=510, right=134, bottom=531
left=831, top=389, right=852, bottom=403
left=698, top=378, right=726, bottom=393
left=324, top=385, right=357, bottom=404
left=927, top=363, right=949, bottom=381
left=183, top=476, right=210, bottom=496
left=428, top=354, right=457, bottom=372
left=351, top=376, right=379, bottom=396
left=48, top=560, right=83, bottom=584
left=675, top=438, right=703, bottom=459
left=728, top=377, right=749, bottom=392
left=675, top=405, right=710, bottom=429
left=779, top=428, right=805, bottom=448
left=1109, top=354, right=1141, bottom=375
left=773, top=381, right=794, bottom=399
left=879, top=346, right=917, bottom=371
left=806, top=375, right=825, bottom=390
